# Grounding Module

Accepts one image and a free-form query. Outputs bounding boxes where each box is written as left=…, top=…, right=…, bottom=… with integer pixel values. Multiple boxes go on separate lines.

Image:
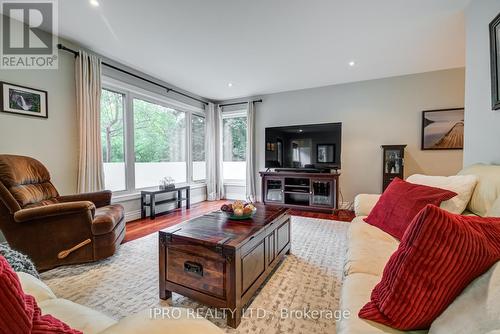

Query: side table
left=141, top=186, right=190, bottom=219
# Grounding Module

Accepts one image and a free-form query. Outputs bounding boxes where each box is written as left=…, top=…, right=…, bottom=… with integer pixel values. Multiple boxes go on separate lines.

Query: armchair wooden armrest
left=14, top=201, right=95, bottom=223
left=58, top=190, right=112, bottom=208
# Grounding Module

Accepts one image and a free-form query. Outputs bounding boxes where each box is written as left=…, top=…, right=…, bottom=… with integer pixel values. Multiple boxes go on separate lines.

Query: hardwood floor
left=123, top=200, right=354, bottom=243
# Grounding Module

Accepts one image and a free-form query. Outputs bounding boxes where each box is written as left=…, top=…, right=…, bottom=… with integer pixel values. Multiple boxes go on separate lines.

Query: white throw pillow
left=429, top=262, right=500, bottom=334
left=406, top=174, right=478, bottom=214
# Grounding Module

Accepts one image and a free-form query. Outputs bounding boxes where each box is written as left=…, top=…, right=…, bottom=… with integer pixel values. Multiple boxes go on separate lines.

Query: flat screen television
left=265, top=122, right=342, bottom=170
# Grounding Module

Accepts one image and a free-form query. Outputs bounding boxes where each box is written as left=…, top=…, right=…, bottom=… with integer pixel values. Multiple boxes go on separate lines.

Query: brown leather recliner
left=0, top=155, right=125, bottom=271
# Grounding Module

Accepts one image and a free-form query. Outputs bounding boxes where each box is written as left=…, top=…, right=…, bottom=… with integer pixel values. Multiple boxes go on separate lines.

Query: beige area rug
left=41, top=216, right=349, bottom=334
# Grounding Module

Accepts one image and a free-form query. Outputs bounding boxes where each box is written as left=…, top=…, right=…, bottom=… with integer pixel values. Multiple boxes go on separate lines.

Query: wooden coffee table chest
left=158, top=204, right=290, bottom=328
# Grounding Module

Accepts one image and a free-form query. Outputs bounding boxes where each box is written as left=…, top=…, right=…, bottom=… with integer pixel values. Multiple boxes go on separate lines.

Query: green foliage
left=100, top=89, right=124, bottom=163
left=223, top=117, right=247, bottom=161
left=133, top=99, right=186, bottom=162
left=101, top=89, right=210, bottom=167
left=192, top=115, right=205, bottom=161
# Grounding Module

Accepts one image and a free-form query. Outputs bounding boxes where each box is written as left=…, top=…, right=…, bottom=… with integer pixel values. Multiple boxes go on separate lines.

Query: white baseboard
left=125, top=210, right=142, bottom=222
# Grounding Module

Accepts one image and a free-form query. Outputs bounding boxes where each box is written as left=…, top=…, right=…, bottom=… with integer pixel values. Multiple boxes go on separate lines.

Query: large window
left=222, top=112, right=247, bottom=181
left=100, top=79, right=206, bottom=193
left=191, top=114, right=206, bottom=181
left=101, top=89, right=126, bottom=191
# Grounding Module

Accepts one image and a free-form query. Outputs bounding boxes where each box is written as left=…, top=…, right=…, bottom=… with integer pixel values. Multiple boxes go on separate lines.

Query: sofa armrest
left=100, top=308, right=224, bottom=334
left=354, top=194, right=381, bottom=217
left=58, top=190, right=112, bottom=208
left=16, top=272, right=57, bottom=302
left=14, top=201, right=95, bottom=223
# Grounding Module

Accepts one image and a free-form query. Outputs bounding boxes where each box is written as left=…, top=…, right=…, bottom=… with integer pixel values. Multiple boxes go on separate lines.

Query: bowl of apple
left=220, top=201, right=257, bottom=220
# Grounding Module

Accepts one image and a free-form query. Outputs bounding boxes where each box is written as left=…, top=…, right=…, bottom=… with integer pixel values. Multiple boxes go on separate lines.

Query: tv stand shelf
left=260, top=171, right=339, bottom=213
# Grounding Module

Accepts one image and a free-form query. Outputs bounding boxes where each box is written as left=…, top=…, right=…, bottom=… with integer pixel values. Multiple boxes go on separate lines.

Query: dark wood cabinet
left=381, top=145, right=407, bottom=191
left=260, top=171, right=339, bottom=212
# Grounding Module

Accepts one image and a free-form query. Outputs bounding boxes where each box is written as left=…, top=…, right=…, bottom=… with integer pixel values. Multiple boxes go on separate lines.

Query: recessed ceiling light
left=349, top=61, right=356, bottom=67
left=227, top=83, right=233, bottom=87
left=90, top=0, right=99, bottom=7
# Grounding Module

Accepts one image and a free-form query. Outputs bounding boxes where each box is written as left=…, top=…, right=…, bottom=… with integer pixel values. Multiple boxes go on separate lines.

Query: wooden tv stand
left=260, top=171, right=339, bottom=212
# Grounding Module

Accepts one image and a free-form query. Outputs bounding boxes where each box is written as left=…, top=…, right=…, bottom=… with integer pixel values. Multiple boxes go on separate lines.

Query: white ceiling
left=56, top=0, right=469, bottom=100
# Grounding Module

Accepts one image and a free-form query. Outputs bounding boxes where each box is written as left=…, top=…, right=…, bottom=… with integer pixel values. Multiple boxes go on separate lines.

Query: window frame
left=100, top=87, right=127, bottom=192
left=101, top=76, right=206, bottom=196
left=190, top=112, right=207, bottom=183
left=221, top=109, right=248, bottom=183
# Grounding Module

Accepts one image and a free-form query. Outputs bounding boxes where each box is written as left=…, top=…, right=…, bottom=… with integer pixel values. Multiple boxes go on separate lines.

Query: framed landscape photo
left=0, top=82, right=48, bottom=118
left=421, top=108, right=464, bottom=150
left=491, top=12, right=500, bottom=110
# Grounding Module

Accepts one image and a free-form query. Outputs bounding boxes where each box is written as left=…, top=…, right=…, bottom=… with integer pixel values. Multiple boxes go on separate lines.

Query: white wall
left=253, top=68, right=465, bottom=203
left=463, top=0, right=500, bottom=166
left=0, top=43, right=78, bottom=195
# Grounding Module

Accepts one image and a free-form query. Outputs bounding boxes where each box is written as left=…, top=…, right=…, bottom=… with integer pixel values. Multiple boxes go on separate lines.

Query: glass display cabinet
left=310, top=179, right=334, bottom=206
left=381, top=145, right=407, bottom=191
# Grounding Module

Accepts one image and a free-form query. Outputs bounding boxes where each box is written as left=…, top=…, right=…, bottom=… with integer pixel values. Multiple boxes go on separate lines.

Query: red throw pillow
left=359, top=205, right=500, bottom=330
left=364, top=177, right=457, bottom=239
left=0, top=255, right=81, bottom=334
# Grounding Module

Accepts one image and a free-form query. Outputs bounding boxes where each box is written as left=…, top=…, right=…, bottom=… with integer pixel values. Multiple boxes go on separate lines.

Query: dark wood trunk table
left=158, top=204, right=291, bottom=328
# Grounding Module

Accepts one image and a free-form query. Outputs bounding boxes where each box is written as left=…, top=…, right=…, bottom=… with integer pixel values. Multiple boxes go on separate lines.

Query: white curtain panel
left=75, top=50, right=104, bottom=193
left=246, top=101, right=257, bottom=202
left=205, top=103, right=225, bottom=200
left=216, top=106, right=225, bottom=199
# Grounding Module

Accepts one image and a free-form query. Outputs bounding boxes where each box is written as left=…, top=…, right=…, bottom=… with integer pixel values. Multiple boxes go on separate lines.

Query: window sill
left=112, top=182, right=206, bottom=202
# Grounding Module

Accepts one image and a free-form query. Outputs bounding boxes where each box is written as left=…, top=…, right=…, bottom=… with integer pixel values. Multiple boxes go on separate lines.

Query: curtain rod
left=57, top=44, right=209, bottom=106
left=219, top=99, right=263, bottom=108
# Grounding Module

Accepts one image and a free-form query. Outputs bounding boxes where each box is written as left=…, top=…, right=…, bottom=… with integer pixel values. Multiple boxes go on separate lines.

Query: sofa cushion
left=100, top=308, right=223, bottom=334
left=0, top=255, right=80, bottom=333
left=354, top=194, right=381, bottom=217
left=92, top=204, right=125, bottom=235
left=364, top=178, right=456, bottom=239
left=429, top=262, right=500, bottom=334
left=344, top=218, right=399, bottom=277
left=17, top=272, right=56, bottom=303
left=39, top=298, right=117, bottom=334
left=459, top=164, right=500, bottom=216
left=487, top=197, right=500, bottom=217
left=359, top=205, right=500, bottom=330
left=337, top=273, right=426, bottom=334
left=406, top=174, right=478, bottom=214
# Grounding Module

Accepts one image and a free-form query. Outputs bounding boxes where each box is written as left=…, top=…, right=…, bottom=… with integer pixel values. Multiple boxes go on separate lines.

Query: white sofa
left=16, top=271, right=223, bottom=334
left=336, top=164, right=500, bottom=334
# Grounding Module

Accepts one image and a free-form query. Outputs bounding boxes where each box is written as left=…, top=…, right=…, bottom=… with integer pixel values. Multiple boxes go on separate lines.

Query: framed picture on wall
left=490, top=12, right=500, bottom=110
left=421, top=108, right=464, bottom=150
left=0, top=82, right=48, bottom=118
